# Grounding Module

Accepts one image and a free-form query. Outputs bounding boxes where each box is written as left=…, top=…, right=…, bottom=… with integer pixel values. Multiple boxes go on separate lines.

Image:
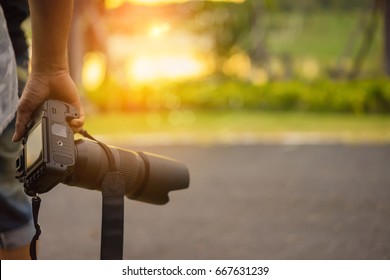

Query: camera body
left=15, top=99, right=189, bottom=204
left=16, top=100, right=79, bottom=195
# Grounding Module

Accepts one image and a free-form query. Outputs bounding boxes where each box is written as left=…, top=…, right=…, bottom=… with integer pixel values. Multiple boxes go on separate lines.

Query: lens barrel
left=66, top=139, right=189, bottom=205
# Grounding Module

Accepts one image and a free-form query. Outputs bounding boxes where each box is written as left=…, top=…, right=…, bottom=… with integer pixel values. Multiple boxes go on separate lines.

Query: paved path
left=38, top=144, right=390, bottom=259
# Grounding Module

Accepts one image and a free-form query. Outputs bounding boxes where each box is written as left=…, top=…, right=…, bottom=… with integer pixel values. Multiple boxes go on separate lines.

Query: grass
left=265, top=10, right=383, bottom=75
left=83, top=110, right=390, bottom=144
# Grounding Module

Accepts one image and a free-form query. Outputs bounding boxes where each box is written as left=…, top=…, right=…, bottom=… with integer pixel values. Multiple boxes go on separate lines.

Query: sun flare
left=82, top=52, right=106, bottom=91
left=128, top=54, right=208, bottom=83
left=149, top=23, right=171, bottom=38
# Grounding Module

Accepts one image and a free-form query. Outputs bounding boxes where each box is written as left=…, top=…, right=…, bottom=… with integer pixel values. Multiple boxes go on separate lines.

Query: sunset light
left=105, top=0, right=245, bottom=9
left=106, top=12, right=214, bottom=84
left=149, top=23, right=171, bottom=38
left=82, top=52, right=106, bottom=91
left=128, top=53, right=207, bottom=83
left=86, top=0, right=242, bottom=87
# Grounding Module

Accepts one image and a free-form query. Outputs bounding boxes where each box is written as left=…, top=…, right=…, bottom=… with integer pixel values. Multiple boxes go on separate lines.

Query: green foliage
left=86, top=78, right=390, bottom=115
left=190, top=4, right=382, bottom=78
left=85, top=2, right=388, bottom=115
left=169, top=78, right=390, bottom=114
left=191, top=0, right=257, bottom=58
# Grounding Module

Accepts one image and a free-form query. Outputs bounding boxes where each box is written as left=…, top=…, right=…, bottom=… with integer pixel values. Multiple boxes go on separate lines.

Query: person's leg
left=0, top=7, right=34, bottom=259
left=0, top=102, right=34, bottom=261
left=0, top=119, right=33, bottom=259
left=0, top=218, right=33, bottom=260
left=0, top=117, right=35, bottom=260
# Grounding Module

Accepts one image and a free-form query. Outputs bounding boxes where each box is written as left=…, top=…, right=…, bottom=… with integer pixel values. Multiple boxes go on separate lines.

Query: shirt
left=0, top=6, right=18, bottom=134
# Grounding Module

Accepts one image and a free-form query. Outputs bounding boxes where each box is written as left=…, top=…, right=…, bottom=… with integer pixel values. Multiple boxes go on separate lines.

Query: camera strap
left=100, top=172, right=125, bottom=260
left=30, top=195, right=41, bottom=260
left=79, top=130, right=125, bottom=260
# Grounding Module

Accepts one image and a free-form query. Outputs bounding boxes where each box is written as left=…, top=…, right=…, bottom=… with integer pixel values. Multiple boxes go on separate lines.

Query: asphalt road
left=38, top=144, right=390, bottom=259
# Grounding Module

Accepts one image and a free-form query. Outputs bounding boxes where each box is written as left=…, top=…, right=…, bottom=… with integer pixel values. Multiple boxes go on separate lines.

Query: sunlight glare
left=149, top=23, right=171, bottom=38
left=82, top=52, right=106, bottom=91
left=128, top=54, right=207, bottom=83
left=105, top=0, right=126, bottom=9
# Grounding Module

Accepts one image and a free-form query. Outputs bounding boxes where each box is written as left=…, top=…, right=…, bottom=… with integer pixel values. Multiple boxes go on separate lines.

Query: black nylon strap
left=30, top=196, right=41, bottom=260
left=79, top=129, right=125, bottom=260
left=79, top=130, right=116, bottom=172
left=100, top=172, right=125, bottom=260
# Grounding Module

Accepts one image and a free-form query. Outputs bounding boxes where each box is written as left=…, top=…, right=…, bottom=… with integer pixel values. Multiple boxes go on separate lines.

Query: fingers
left=12, top=104, right=32, bottom=142
left=12, top=72, right=85, bottom=142
left=69, top=113, right=85, bottom=133
left=12, top=94, right=44, bottom=142
left=67, top=95, right=85, bottom=133
left=13, top=103, right=85, bottom=142
left=12, top=77, right=46, bottom=142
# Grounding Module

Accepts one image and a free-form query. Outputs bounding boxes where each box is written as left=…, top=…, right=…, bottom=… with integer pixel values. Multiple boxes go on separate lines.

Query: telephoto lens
left=66, top=139, right=190, bottom=205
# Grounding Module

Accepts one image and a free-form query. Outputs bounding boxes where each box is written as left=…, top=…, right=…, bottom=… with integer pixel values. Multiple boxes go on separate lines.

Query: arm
left=13, top=0, right=85, bottom=142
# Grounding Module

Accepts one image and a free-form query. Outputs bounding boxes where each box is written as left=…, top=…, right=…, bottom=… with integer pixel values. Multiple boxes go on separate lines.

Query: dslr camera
left=15, top=99, right=189, bottom=204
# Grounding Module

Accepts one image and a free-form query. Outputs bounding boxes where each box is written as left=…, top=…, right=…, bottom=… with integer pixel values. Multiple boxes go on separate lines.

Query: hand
left=12, top=71, right=85, bottom=142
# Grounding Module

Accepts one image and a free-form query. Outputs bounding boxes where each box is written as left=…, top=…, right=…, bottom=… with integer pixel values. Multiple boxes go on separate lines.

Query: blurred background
left=54, top=0, right=390, bottom=143
left=34, top=0, right=390, bottom=259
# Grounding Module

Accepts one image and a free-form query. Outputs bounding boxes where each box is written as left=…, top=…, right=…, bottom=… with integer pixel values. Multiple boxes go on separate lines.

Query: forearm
left=13, top=0, right=84, bottom=142
left=28, top=0, right=74, bottom=74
